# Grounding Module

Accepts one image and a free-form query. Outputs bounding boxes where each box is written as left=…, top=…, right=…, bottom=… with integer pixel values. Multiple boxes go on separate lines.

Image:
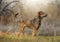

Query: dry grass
left=0, top=33, right=60, bottom=42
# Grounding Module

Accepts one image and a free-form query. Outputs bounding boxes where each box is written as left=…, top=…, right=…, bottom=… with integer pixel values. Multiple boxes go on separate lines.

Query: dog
left=18, top=11, right=47, bottom=36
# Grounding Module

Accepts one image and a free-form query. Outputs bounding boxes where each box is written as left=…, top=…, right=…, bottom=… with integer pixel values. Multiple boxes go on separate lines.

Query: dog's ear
left=38, top=11, right=44, bottom=15
left=38, top=11, right=44, bottom=17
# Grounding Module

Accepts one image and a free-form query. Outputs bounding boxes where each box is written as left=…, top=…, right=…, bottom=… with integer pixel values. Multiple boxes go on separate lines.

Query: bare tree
left=0, top=0, right=19, bottom=33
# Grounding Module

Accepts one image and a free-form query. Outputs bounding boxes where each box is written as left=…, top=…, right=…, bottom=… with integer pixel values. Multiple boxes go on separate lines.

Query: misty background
left=0, top=0, right=60, bottom=35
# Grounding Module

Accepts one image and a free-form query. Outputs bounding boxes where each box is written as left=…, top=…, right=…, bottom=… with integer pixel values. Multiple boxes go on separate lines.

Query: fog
left=0, top=0, right=60, bottom=35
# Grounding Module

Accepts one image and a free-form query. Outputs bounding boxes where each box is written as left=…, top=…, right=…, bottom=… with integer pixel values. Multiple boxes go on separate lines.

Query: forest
left=0, top=0, right=60, bottom=42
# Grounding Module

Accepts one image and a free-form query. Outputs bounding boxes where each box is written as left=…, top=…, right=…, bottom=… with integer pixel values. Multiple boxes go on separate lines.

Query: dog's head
left=38, top=11, right=47, bottom=18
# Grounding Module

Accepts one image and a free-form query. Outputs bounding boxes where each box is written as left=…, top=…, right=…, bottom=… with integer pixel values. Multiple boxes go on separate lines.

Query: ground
left=0, top=34, right=60, bottom=42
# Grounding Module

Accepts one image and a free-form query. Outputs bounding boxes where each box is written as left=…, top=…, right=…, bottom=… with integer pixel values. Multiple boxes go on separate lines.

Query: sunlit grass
left=0, top=34, right=60, bottom=42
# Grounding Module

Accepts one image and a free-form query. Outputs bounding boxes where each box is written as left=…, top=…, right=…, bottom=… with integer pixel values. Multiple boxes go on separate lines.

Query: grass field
left=0, top=34, right=60, bottom=42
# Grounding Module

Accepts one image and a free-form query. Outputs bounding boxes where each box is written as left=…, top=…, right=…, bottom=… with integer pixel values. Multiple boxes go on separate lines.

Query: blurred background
left=0, top=0, right=60, bottom=36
